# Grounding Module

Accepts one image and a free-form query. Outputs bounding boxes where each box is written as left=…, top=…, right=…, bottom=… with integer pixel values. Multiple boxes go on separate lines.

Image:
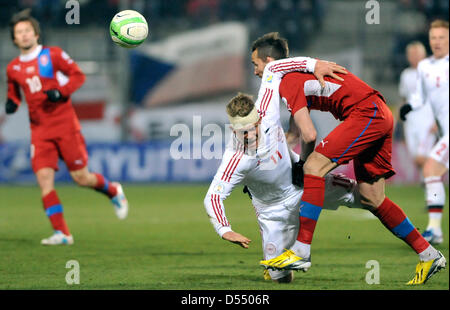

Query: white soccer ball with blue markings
left=110, top=10, right=148, bottom=48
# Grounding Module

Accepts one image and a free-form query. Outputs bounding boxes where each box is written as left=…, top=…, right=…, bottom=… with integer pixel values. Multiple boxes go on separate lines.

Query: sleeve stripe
left=269, top=60, right=308, bottom=72
left=221, top=150, right=241, bottom=181
left=212, top=194, right=228, bottom=227
left=211, top=194, right=223, bottom=226
left=260, top=89, right=273, bottom=117
left=216, top=194, right=229, bottom=226
left=258, top=88, right=269, bottom=117
left=271, top=63, right=307, bottom=73
left=224, top=151, right=244, bottom=182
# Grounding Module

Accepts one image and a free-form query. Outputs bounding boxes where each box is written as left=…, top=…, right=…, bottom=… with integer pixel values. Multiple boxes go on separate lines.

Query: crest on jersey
left=38, top=48, right=54, bottom=78
left=39, top=54, right=49, bottom=66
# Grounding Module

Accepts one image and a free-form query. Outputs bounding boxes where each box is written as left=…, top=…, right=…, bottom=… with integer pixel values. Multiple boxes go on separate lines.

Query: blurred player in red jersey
left=4, top=10, right=129, bottom=245
left=254, top=33, right=446, bottom=285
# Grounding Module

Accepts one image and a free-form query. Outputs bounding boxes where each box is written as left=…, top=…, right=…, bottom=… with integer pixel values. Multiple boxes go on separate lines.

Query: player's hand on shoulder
left=314, top=60, right=347, bottom=88
left=5, top=99, right=18, bottom=114
left=44, top=89, right=64, bottom=102
left=222, top=231, right=251, bottom=249
left=399, top=103, right=412, bottom=121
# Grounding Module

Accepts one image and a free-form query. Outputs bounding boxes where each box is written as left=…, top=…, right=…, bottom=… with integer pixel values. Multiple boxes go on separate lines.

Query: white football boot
left=111, top=182, right=128, bottom=220
left=422, top=228, right=444, bottom=245
left=41, top=230, right=74, bottom=245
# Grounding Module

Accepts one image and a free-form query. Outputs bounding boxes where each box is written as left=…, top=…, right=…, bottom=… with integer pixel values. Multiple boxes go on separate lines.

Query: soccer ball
left=110, top=10, right=148, bottom=48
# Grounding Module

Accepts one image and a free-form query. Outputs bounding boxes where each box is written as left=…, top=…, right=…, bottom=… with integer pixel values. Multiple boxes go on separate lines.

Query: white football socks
left=424, top=176, right=445, bottom=233
left=419, top=245, right=440, bottom=262
left=291, top=240, right=310, bottom=259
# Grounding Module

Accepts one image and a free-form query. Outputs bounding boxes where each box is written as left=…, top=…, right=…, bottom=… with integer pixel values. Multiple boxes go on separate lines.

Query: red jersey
left=6, top=45, right=86, bottom=140
left=279, top=71, right=384, bottom=121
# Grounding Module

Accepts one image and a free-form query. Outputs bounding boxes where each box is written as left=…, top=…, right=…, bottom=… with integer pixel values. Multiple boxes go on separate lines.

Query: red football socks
left=42, top=190, right=70, bottom=236
left=297, top=174, right=326, bottom=244
left=372, top=197, right=429, bottom=254
left=93, top=173, right=118, bottom=199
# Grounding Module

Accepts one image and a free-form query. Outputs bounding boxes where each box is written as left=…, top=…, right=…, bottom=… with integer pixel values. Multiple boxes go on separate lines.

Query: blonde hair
left=226, top=93, right=255, bottom=118
left=406, top=41, right=426, bottom=54
left=430, top=19, right=449, bottom=30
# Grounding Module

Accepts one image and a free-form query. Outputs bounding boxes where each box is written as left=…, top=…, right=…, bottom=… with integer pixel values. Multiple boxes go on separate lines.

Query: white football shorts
left=429, top=134, right=449, bottom=169
left=404, top=104, right=437, bottom=158
left=253, top=174, right=363, bottom=280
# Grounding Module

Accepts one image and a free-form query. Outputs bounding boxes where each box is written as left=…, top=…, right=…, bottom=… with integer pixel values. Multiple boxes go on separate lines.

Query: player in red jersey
left=4, top=10, right=129, bottom=245
left=253, top=33, right=446, bottom=285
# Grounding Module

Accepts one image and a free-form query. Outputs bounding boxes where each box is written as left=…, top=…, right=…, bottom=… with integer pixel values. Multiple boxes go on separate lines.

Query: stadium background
left=0, top=0, right=448, bottom=184
left=0, top=0, right=448, bottom=291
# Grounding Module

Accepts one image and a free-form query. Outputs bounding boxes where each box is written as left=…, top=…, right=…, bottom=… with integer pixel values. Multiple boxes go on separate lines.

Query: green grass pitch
left=0, top=184, right=448, bottom=290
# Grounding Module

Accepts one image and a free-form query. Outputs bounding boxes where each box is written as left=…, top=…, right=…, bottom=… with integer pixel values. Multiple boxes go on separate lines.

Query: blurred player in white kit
left=203, top=56, right=363, bottom=283
left=400, top=20, right=449, bottom=245
left=399, top=41, right=437, bottom=174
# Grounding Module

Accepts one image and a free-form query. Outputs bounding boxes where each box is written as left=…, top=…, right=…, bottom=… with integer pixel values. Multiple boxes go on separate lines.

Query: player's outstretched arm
left=204, top=147, right=247, bottom=239
left=266, top=57, right=347, bottom=88
left=313, top=60, right=347, bottom=88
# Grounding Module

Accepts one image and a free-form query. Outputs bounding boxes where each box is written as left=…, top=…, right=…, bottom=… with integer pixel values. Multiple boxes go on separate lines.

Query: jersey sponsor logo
left=74, top=159, right=84, bottom=166
left=266, top=75, right=273, bottom=83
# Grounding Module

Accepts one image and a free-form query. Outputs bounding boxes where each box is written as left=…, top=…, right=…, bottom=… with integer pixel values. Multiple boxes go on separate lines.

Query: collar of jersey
left=19, top=45, right=43, bottom=62
left=430, top=53, right=449, bottom=63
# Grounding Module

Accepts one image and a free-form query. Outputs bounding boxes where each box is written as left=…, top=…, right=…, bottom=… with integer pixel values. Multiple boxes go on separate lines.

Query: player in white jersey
left=400, top=20, right=449, bottom=245
left=204, top=91, right=364, bottom=283
left=399, top=41, right=437, bottom=172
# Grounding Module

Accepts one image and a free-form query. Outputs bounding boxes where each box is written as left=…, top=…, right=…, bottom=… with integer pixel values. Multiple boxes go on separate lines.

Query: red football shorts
left=31, top=131, right=89, bottom=173
left=315, top=95, right=396, bottom=183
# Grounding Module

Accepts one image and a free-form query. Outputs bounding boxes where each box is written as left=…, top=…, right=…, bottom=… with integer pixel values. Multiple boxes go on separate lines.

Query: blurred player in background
left=204, top=91, right=364, bottom=283
left=4, top=10, right=129, bottom=245
left=253, top=33, right=445, bottom=285
left=399, top=41, right=437, bottom=176
left=400, top=20, right=449, bottom=246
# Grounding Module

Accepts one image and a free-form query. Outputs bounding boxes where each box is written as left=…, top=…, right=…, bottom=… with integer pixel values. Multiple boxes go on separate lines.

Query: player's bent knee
left=71, top=172, right=90, bottom=187
left=304, top=152, right=333, bottom=177
left=423, top=158, right=446, bottom=178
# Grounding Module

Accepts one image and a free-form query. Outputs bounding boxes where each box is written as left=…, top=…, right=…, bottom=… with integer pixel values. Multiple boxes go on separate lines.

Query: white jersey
left=204, top=57, right=362, bottom=238
left=399, top=67, right=437, bottom=157
left=204, top=60, right=300, bottom=236
left=409, top=55, right=449, bottom=135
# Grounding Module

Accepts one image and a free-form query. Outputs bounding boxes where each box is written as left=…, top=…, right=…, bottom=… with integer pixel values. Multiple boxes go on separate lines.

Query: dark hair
left=226, top=93, right=255, bottom=118
left=9, top=9, right=41, bottom=42
left=251, top=32, right=289, bottom=61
